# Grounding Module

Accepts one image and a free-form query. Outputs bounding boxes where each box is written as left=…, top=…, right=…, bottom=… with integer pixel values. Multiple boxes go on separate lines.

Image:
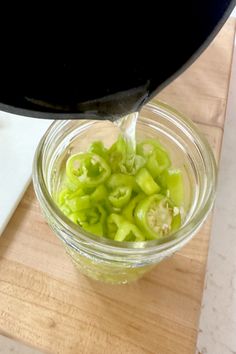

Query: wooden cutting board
left=0, top=18, right=235, bottom=354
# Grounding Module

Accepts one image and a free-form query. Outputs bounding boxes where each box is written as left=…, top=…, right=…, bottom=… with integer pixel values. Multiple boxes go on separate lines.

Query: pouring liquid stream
left=115, top=111, right=139, bottom=174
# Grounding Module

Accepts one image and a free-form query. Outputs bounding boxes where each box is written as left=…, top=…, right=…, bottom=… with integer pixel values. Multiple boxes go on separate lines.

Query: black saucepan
left=0, top=1, right=235, bottom=119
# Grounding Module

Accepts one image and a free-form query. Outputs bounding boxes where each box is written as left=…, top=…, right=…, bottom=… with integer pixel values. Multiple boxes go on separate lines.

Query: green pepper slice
left=114, top=221, right=144, bottom=242
left=88, top=141, right=108, bottom=161
left=66, top=152, right=111, bottom=188
left=57, top=187, right=86, bottom=206
left=135, top=194, right=181, bottom=239
left=107, top=173, right=134, bottom=189
left=146, top=148, right=171, bottom=178
left=122, top=193, right=146, bottom=223
left=158, top=168, right=184, bottom=207
left=69, top=204, right=107, bottom=237
left=108, top=185, right=132, bottom=208
left=107, top=173, right=140, bottom=193
left=107, top=214, right=124, bottom=239
left=90, top=184, right=108, bottom=203
left=57, top=188, right=72, bottom=206
left=135, top=168, right=160, bottom=195
left=65, top=195, right=91, bottom=212
left=136, top=139, right=167, bottom=158
left=107, top=213, right=144, bottom=242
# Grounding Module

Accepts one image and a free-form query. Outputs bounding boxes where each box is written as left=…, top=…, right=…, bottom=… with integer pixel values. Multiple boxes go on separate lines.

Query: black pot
left=0, top=1, right=235, bottom=120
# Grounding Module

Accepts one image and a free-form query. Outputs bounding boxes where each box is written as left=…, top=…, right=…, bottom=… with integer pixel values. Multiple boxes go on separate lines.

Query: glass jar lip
left=33, top=101, right=217, bottom=257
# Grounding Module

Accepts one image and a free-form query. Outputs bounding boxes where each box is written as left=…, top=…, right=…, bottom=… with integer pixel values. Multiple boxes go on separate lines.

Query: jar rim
left=33, top=101, right=217, bottom=261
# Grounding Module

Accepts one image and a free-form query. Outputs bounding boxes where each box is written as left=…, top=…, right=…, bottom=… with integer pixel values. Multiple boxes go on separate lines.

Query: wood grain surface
left=0, top=18, right=235, bottom=354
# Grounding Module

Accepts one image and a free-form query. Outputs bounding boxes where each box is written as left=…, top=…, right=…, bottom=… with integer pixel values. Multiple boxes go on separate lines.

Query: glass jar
left=33, top=102, right=217, bottom=284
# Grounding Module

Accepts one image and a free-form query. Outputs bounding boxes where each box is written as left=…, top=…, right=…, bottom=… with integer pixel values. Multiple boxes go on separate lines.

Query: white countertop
left=197, top=32, right=236, bottom=354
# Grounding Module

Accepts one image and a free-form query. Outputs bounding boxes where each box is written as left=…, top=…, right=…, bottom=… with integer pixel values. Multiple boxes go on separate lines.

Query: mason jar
left=33, top=102, right=217, bottom=284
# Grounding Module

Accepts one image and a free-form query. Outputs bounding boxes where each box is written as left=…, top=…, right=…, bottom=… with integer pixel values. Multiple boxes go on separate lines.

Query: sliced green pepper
left=107, top=173, right=134, bottom=189
left=135, top=194, right=181, bottom=239
left=66, top=152, right=111, bottom=188
left=55, top=135, right=184, bottom=242
left=122, top=193, right=146, bottom=223
left=135, top=168, right=160, bottom=195
left=107, top=213, right=124, bottom=239
left=90, top=184, right=108, bottom=203
left=88, top=141, right=108, bottom=161
left=102, top=199, right=122, bottom=216
left=114, top=221, right=144, bottom=242
left=107, top=173, right=140, bottom=193
left=57, top=187, right=85, bottom=206
left=146, top=148, right=171, bottom=178
left=69, top=204, right=107, bottom=237
left=108, top=185, right=132, bottom=208
left=64, top=178, right=81, bottom=192
left=65, top=195, right=91, bottom=212
left=158, top=168, right=184, bottom=206
left=57, top=188, right=71, bottom=206
left=107, top=213, right=144, bottom=242
left=80, top=222, right=103, bottom=237
left=136, top=139, right=167, bottom=158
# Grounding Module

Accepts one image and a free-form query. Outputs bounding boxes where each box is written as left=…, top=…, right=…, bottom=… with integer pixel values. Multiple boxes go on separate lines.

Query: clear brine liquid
left=115, top=111, right=139, bottom=172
